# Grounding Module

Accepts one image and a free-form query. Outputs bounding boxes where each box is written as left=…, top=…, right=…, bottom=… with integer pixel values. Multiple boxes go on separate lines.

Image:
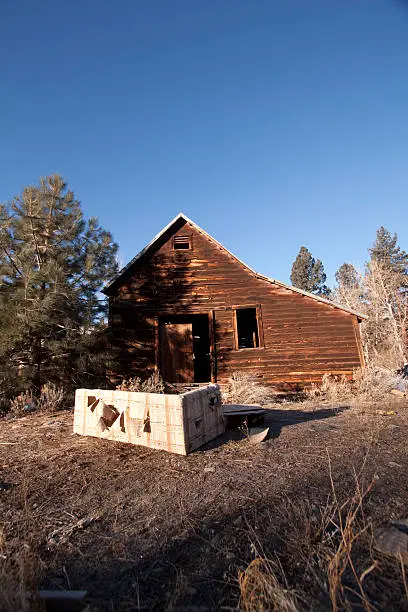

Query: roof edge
left=255, top=274, right=368, bottom=319
left=102, top=213, right=368, bottom=320
left=103, top=212, right=188, bottom=294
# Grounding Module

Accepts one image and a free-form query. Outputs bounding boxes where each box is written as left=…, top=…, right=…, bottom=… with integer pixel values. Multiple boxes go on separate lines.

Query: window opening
left=235, top=308, right=260, bottom=349
left=173, top=235, right=191, bottom=250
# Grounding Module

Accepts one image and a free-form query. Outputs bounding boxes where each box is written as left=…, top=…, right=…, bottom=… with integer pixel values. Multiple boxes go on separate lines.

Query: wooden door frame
left=208, top=310, right=216, bottom=383
left=352, top=315, right=365, bottom=368
left=155, top=311, right=216, bottom=383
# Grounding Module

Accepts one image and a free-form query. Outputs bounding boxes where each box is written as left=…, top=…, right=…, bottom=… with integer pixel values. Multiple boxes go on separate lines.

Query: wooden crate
left=73, top=384, right=224, bottom=455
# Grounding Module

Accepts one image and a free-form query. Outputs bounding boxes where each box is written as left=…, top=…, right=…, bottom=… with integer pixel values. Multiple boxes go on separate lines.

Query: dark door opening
left=159, top=314, right=211, bottom=383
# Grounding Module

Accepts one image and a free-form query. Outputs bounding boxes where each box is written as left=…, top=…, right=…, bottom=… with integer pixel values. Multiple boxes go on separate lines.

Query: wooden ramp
left=223, top=404, right=266, bottom=417
left=223, top=404, right=267, bottom=428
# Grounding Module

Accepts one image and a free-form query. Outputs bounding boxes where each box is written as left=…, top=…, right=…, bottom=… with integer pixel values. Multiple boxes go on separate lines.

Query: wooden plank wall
left=107, top=219, right=363, bottom=390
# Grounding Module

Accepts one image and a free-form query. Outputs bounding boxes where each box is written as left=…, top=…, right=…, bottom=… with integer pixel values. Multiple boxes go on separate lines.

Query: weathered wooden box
left=73, top=384, right=224, bottom=455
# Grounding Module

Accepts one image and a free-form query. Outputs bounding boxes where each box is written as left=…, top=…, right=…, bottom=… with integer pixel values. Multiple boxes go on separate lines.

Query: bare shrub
left=224, top=371, right=274, bottom=405
left=140, top=372, right=165, bottom=393
left=352, top=364, right=403, bottom=406
left=37, top=382, right=65, bottom=412
left=306, top=373, right=353, bottom=406
left=9, top=390, right=36, bottom=416
left=116, top=372, right=166, bottom=394
left=335, top=260, right=408, bottom=369
left=362, top=261, right=407, bottom=368
left=239, top=557, right=299, bottom=612
left=116, top=376, right=142, bottom=392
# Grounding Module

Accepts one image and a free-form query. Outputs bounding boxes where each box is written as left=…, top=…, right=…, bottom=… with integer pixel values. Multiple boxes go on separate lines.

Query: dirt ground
left=1, top=399, right=408, bottom=611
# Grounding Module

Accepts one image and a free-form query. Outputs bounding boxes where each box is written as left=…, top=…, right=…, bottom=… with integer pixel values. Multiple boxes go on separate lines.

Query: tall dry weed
left=306, top=373, right=353, bottom=406
left=325, top=457, right=376, bottom=611
left=224, top=372, right=274, bottom=406
left=116, top=376, right=142, bottom=392
left=8, top=383, right=65, bottom=416
left=239, top=455, right=390, bottom=611
left=239, top=557, right=299, bottom=612
left=141, top=372, right=166, bottom=393
left=37, top=382, right=65, bottom=411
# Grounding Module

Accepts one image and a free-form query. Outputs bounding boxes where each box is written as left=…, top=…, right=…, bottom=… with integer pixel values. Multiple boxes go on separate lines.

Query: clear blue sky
left=1, top=0, right=407, bottom=285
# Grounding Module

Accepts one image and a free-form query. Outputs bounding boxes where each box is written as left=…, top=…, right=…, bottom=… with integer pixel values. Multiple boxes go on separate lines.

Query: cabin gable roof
left=103, top=213, right=367, bottom=320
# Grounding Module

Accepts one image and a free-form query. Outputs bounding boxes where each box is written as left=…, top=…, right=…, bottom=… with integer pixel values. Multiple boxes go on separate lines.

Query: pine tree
left=0, top=175, right=118, bottom=389
left=369, top=226, right=408, bottom=274
left=290, top=246, right=330, bottom=296
left=335, top=263, right=359, bottom=289
left=333, top=262, right=363, bottom=311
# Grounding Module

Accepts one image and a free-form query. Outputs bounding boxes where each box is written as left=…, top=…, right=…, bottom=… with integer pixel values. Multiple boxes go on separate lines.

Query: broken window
left=173, top=235, right=191, bottom=250
left=235, top=307, right=260, bottom=349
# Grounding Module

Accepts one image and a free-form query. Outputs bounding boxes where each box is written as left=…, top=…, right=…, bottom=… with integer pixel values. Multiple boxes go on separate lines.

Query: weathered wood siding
left=107, top=218, right=363, bottom=389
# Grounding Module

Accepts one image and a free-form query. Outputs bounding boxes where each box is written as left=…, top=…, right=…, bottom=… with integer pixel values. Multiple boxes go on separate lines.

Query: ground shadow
left=38, top=432, right=404, bottom=612
left=199, top=405, right=349, bottom=451
left=38, top=467, right=345, bottom=610
left=264, top=405, right=349, bottom=438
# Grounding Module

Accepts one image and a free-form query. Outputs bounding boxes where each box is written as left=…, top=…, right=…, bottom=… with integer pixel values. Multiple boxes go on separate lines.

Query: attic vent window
left=235, top=307, right=260, bottom=349
left=173, top=236, right=191, bottom=250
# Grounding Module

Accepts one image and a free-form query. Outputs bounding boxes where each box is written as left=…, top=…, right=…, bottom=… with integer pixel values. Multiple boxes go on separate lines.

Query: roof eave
left=255, top=275, right=368, bottom=320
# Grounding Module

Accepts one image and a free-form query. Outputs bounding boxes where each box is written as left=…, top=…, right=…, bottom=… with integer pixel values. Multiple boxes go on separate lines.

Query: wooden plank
left=352, top=314, right=366, bottom=367
left=223, top=404, right=266, bottom=416
left=159, top=322, right=194, bottom=383
left=209, top=310, right=216, bottom=382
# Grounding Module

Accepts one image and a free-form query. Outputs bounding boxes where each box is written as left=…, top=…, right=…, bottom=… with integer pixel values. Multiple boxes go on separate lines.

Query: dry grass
left=0, top=477, right=42, bottom=612
left=238, top=450, right=406, bottom=612
left=8, top=389, right=36, bottom=416
left=306, top=373, right=353, bottom=406
left=303, top=364, right=405, bottom=411
left=325, top=457, right=376, bottom=612
left=8, top=383, right=65, bottom=416
left=2, top=396, right=408, bottom=610
left=239, top=557, right=298, bottom=612
left=352, top=365, right=403, bottom=406
left=224, top=371, right=275, bottom=406
left=37, top=383, right=65, bottom=412
left=116, top=372, right=166, bottom=393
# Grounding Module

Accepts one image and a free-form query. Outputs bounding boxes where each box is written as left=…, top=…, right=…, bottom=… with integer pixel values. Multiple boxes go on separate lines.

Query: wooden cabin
left=103, top=214, right=366, bottom=391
